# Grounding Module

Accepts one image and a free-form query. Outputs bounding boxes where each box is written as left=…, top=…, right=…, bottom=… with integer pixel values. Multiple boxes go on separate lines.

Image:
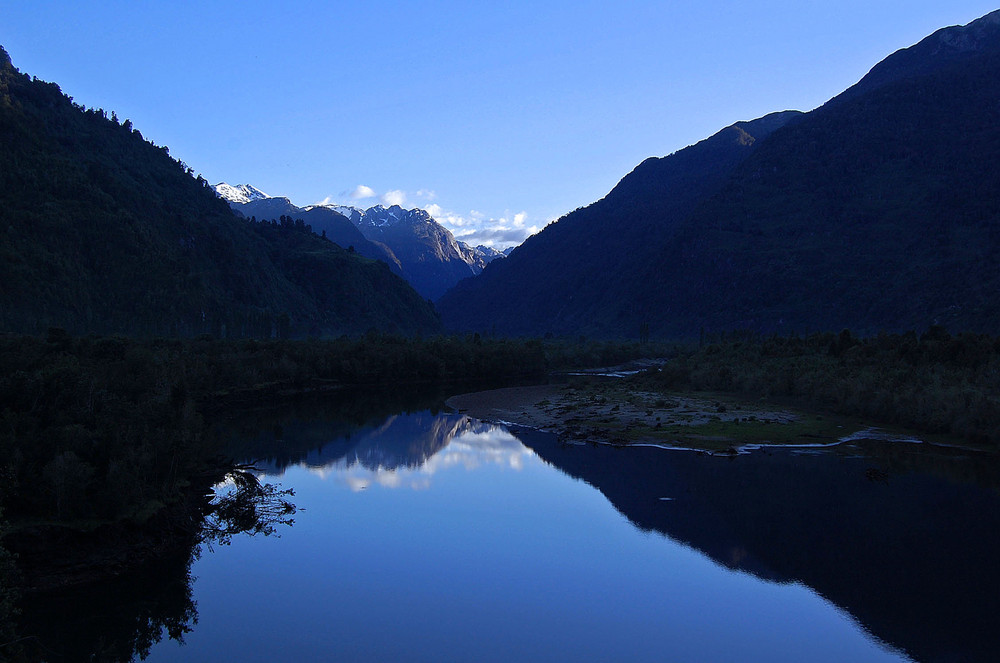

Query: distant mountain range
left=7, top=7, right=999, bottom=342
left=217, top=186, right=511, bottom=300
left=0, top=46, right=441, bottom=338
left=438, top=9, right=1000, bottom=338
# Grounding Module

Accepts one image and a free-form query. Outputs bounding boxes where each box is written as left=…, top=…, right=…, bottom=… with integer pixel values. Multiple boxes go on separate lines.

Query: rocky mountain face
left=352, top=204, right=483, bottom=300
left=217, top=188, right=509, bottom=300
left=221, top=192, right=402, bottom=273
left=438, top=10, right=1000, bottom=339
left=468, top=244, right=511, bottom=270
left=0, top=47, right=441, bottom=338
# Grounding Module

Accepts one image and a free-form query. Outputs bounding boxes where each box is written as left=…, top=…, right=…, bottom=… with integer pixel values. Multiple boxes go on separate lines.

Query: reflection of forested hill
left=520, top=430, right=1000, bottom=663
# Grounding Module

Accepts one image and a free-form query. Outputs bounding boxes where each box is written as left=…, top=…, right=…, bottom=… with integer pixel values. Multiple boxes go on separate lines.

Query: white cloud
left=424, top=204, right=540, bottom=249
left=426, top=207, right=473, bottom=228
left=456, top=226, right=539, bottom=246
left=349, top=185, right=376, bottom=200
left=381, top=189, right=407, bottom=206
left=318, top=190, right=540, bottom=250
left=345, top=476, right=371, bottom=492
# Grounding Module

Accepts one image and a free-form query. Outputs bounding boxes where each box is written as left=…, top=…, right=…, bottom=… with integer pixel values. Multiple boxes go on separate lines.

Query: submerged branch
left=200, top=471, right=296, bottom=548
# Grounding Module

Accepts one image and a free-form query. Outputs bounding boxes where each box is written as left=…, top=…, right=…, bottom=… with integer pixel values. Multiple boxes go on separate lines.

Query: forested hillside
left=438, top=111, right=801, bottom=336
left=439, top=11, right=1000, bottom=339
left=0, top=46, right=440, bottom=338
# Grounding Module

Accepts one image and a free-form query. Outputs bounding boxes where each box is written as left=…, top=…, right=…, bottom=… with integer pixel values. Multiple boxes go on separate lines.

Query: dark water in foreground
left=20, top=400, right=1000, bottom=662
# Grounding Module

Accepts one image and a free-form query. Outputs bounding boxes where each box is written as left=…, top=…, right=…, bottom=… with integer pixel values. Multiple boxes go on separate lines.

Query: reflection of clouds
left=325, top=422, right=533, bottom=492
left=346, top=476, right=371, bottom=491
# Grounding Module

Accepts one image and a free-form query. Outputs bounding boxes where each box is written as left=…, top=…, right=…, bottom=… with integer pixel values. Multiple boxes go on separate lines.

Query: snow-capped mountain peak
left=214, top=182, right=269, bottom=204
left=305, top=203, right=362, bottom=221
left=213, top=181, right=518, bottom=298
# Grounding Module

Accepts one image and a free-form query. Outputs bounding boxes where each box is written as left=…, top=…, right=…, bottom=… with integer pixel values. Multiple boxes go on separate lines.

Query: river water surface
left=21, top=396, right=1000, bottom=662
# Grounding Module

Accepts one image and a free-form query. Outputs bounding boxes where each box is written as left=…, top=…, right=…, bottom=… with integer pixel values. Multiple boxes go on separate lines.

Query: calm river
left=20, top=392, right=1000, bottom=662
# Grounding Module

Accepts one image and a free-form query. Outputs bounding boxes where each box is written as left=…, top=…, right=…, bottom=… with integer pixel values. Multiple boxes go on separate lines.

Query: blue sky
left=3, top=1, right=998, bottom=247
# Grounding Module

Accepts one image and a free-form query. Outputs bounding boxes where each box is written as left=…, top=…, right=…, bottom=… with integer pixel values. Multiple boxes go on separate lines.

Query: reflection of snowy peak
left=346, top=413, right=477, bottom=471
left=263, top=413, right=494, bottom=472
left=243, top=409, right=529, bottom=492
left=214, top=182, right=269, bottom=204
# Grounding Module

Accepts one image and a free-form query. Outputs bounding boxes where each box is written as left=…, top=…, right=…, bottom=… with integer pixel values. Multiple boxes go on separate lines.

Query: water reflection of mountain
left=518, top=429, right=1000, bottom=663
left=240, top=409, right=496, bottom=475
left=217, top=385, right=528, bottom=476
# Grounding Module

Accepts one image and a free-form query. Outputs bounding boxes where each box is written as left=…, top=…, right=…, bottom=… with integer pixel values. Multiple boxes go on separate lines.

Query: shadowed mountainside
left=439, top=10, right=1000, bottom=339
left=229, top=196, right=498, bottom=300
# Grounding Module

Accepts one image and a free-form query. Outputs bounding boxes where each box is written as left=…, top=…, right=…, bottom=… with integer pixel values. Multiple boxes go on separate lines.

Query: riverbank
left=0, top=333, right=665, bottom=592
left=447, top=381, right=881, bottom=453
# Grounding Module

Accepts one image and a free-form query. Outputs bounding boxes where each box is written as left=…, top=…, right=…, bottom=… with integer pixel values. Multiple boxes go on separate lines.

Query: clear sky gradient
left=3, top=1, right=998, bottom=247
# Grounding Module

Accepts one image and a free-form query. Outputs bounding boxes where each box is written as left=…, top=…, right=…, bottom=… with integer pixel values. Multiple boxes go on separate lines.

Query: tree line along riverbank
left=0, top=331, right=654, bottom=530
left=633, top=327, right=1000, bottom=449
left=3, top=325, right=999, bottom=604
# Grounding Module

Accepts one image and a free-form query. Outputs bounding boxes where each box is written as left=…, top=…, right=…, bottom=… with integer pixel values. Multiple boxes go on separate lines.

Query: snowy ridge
left=214, top=181, right=516, bottom=297
left=214, top=182, right=269, bottom=204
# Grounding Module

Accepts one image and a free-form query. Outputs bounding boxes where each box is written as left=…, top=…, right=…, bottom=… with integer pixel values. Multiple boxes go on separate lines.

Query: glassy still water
left=20, top=396, right=1000, bottom=662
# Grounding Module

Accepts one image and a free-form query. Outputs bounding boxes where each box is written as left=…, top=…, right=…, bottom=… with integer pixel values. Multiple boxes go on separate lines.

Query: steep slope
left=354, top=205, right=481, bottom=300
left=223, top=192, right=403, bottom=273
left=642, top=9, right=1000, bottom=336
left=469, top=244, right=509, bottom=270
left=438, top=111, right=801, bottom=336
left=439, top=10, right=1000, bottom=338
left=0, top=47, right=440, bottom=338
left=221, top=190, right=500, bottom=300
left=837, top=9, right=1000, bottom=102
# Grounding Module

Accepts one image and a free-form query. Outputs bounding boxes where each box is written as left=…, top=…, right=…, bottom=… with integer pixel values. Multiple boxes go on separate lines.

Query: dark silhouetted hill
left=438, top=111, right=802, bottom=336
left=439, top=10, right=1000, bottom=338
left=0, top=47, right=440, bottom=338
